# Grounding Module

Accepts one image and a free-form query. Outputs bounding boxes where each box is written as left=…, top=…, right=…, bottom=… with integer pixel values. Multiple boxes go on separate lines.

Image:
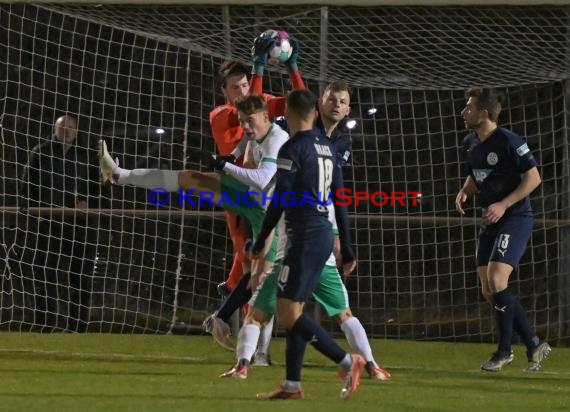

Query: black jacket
left=20, top=138, right=99, bottom=213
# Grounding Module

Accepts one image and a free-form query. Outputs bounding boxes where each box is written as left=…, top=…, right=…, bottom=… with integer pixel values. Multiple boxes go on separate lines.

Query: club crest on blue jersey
left=486, top=152, right=498, bottom=165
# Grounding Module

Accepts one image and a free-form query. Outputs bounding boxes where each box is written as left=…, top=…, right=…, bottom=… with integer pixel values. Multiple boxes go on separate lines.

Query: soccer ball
left=262, top=30, right=293, bottom=65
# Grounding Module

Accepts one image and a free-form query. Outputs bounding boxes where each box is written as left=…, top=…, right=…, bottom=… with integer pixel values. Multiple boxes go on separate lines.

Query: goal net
left=1, top=3, right=568, bottom=344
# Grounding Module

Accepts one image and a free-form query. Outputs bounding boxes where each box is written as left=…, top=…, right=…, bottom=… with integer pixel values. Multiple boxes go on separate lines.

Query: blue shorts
left=476, top=214, right=533, bottom=268
left=277, top=220, right=333, bottom=302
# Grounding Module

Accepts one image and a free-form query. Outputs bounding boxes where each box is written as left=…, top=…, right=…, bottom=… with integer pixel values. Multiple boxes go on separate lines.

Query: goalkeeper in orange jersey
left=210, top=34, right=305, bottom=300
left=200, top=34, right=305, bottom=356
left=208, top=61, right=254, bottom=300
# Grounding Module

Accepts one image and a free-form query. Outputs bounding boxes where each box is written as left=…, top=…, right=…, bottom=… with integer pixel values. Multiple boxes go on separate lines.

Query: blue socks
left=285, top=313, right=347, bottom=381
left=216, top=272, right=251, bottom=322
left=494, top=288, right=538, bottom=354
left=512, top=296, right=539, bottom=352
left=493, top=289, right=515, bottom=354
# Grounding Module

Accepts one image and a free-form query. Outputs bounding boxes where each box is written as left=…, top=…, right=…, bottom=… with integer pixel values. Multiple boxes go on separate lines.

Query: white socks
left=340, top=316, right=376, bottom=365
left=257, top=316, right=274, bottom=354
left=114, top=167, right=180, bottom=192
left=236, top=323, right=260, bottom=362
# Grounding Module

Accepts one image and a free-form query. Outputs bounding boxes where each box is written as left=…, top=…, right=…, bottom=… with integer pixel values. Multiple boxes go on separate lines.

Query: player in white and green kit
left=99, top=94, right=288, bottom=351
left=99, top=94, right=286, bottom=259
left=220, top=200, right=391, bottom=380
left=219, top=82, right=391, bottom=381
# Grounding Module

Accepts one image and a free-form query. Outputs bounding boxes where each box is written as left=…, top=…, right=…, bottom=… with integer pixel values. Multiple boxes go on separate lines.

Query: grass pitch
left=0, top=333, right=568, bottom=411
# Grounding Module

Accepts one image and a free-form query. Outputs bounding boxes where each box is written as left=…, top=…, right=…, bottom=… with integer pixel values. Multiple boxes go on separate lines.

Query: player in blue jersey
left=455, top=87, right=551, bottom=372
left=276, top=80, right=352, bottom=167
left=251, top=89, right=365, bottom=400
left=315, top=80, right=352, bottom=166
left=266, top=80, right=390, bottom=380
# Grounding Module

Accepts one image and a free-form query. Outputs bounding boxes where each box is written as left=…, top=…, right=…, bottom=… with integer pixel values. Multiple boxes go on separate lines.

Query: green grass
left=0, top=333, right=568, bottom=411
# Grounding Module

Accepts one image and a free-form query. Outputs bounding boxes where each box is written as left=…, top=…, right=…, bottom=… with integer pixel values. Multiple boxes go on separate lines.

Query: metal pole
left=319, top=6, right=329, bottom=95
left=559, top=78, right=570, bottom=345
left=558, top=9, right=570, bottom=345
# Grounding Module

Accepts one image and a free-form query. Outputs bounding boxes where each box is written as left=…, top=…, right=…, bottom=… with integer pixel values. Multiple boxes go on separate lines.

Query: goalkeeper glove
left=251, top=33, right=274, bottom=75
left=285, top=37, right=300, bottom=72
left=202, top=152, right=236, bottom=172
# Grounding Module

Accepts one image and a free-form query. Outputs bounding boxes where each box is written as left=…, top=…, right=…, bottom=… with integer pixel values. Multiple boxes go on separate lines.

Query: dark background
left=1, top=3, right=568, bottom=343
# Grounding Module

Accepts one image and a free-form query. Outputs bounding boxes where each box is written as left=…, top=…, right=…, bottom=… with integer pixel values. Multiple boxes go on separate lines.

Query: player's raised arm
left=284, top=36, right=305, bottom=89
left=250, top=32, right=273, bottom=95
left=265, top=36, right=306, bottom=118
left=249, top=31, right=305, bottom=118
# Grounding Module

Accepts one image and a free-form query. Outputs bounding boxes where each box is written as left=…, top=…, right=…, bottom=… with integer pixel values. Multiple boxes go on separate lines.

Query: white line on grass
left=0, top=348, right=203, bottom=362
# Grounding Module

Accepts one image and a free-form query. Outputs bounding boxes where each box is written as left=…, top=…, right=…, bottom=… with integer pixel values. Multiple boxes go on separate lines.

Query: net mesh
left=1, top=3, right=569, bottom=343
left=42, top=4, right=569, bottom=88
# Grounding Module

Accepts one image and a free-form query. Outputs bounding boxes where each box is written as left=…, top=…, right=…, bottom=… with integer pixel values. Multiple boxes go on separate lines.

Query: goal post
left=0, top=2, right=568, bottom=344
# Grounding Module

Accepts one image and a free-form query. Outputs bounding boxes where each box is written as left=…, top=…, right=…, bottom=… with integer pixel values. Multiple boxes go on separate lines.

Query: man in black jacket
left=20, top=114, right=98, bottom=332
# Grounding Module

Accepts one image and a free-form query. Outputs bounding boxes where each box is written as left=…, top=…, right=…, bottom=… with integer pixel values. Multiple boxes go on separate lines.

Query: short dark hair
left=465, top=87, right=503, bottom=122
left=286, top=89, right=317, bottom=120
left=234, top=94, right=268, bottom=115
left=323, top=80, right=351, bottom=99
left=218, top=60, right=250, bottom=87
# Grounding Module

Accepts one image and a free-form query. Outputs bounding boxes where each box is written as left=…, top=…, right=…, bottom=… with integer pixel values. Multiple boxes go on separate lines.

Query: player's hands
left=455, top=190, right=468, bottom=215
left=285, top=36, right=300, bottom=71
left=216, top=154, right=236, bottom=170
left=485, top=201, right=507, bottom=224
left=201, top=152, right=235, bottom=171
left=251, top=32, right=274, bottom=66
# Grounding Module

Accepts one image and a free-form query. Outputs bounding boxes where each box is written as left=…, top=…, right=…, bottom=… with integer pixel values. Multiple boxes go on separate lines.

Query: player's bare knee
left=480, top=283, right=491, bottom=300
left=244, top=317, right=262, bottom=327
left=245, top=308, right=268, bottom=327
left=178, top=170, right=195, bottom=190
left=275, top=310, right=298, bottom=329
left=489, top=280, right=506, bottom=294
left=481, top=287, right=493, bottom=303
left=333, top=308, right=352, bottom=325
left=487, top=262, right=513, bottom=292
left=488, top=272, right=509, bottom=294
left=276, top=299, right=303, bottom=329
left=477, top=266, right=495, bottom=300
